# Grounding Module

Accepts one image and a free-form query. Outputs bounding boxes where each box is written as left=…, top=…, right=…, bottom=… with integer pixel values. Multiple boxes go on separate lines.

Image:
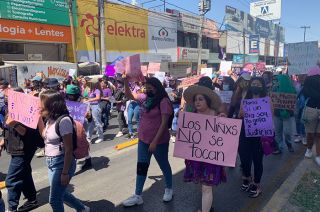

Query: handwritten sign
left=217, top=91, right=233, bottom=104
left=200, top=68, right=213, bottom=77
left=270, top=92, right=297, bottom=111
left=154, top=72, right=166, bottom=83
left=177, top=75, right=204, bottom=89
left=219, top=61, right=232, bottom=76
left=115, top=54, right=144, bottom=82
left=141, top=65, right=148, bottom=76
left=66, top=101, right=88, bottom=124
left=242, top=97, right=273, bottom=137
left=173, top=112, right=242, bottom=167
left=148, top=62, right=161, bottom=74
left=8, top=90, right=41, bottom=129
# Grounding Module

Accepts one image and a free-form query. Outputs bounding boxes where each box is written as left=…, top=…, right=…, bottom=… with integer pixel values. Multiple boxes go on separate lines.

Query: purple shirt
left=102, top=88, right=112, bottom=97
left=89, top=89, right=101, bottom=105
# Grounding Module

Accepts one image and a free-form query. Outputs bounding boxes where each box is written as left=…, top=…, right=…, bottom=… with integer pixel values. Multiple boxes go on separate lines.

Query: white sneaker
left=302, top=137, right=307, bottom=145
left=116, top=131, right=124, bottom=138
left=294, top=136, right=301, bottom=143
left=315, top=157, right=320, bottom=166
left=94, top=138, right=103, bottom=144
left=163, top=188, right=173, bottom=202
left=305, top=149, right=313, bottom=158
left=122, top=194, right=143, bottom=207
left=82, top=205, right=90, bottom=212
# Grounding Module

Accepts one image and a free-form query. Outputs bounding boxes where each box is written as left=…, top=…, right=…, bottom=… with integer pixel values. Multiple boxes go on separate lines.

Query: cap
left=66, top=84, right=80, bottom=95
left=31, top=76, right=42, bottom=82
left=46, top=78, right=60, bottom=88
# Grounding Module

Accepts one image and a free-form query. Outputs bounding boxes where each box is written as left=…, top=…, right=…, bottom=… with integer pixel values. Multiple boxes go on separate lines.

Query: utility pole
left=68, top=0, right=78, bottom=67
left=300, top=26, right=310, bottom=42
left=197, top=0, right=211, bottom=75
left=163, top=0, right=166, bottom=12
left=243, top=30, right=246, bottom=66
left=99, top=0, right=107, bottom=74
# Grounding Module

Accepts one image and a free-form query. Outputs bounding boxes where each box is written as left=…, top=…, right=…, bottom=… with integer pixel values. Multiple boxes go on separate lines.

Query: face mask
left=250, top=86, right=263, bottom=95
left=146, top=91, right=155, bottom=98
left=223, top=84, right=230, bottom=91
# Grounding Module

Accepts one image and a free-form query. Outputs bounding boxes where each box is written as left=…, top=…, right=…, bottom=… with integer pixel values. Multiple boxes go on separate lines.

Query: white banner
left=177, top=47, right=210, bottom=62
left=250, top=0, right=282, bottom=21
left=200, top=68, right=213, bottom=77
left=219, top=61, right=233, bottom=76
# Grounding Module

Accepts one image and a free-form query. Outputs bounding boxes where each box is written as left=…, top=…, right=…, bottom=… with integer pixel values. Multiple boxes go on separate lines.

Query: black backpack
left=54, top=115, right=77, bottom=151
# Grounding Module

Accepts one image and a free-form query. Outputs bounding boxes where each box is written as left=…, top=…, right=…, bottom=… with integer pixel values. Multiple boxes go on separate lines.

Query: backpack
left=55, top=115, right=89, bottom=159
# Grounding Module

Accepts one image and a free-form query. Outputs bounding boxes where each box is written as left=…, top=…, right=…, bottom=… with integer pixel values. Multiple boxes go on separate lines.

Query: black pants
left=5, top=150, right=37, bottom=210
left=238, top=140, right=264, bottom=184
left=117, top=111, right=127, bottom=132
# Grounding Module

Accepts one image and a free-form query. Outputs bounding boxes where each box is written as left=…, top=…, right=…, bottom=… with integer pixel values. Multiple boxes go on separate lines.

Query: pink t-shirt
left=44, top=117, right=73, bottom=157
left=138, top=94, right=173, bottom=144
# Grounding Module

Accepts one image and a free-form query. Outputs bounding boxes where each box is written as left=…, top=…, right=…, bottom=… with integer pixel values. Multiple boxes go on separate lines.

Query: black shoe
left=248, top=184, right=262, bottom=198
left=272, top=150, right=282, bottom=155
left=240, top=179, right=250, bottom=192
left=81, top=158, right=92, bottom=170
left=18, top=200, right=39, bottom=212
left=288, top=146, right=294, bottom=153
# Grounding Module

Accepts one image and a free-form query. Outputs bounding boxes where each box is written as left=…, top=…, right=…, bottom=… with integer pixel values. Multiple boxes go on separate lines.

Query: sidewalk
left=262, top=152, right=320, bottom=212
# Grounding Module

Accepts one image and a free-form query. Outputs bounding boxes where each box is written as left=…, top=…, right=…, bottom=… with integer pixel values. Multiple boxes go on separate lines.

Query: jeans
left=5, top=150, right=37, bottom=210
left=46, top=155, right=84, bottom=212
left=295, top=108, right=306, bottom=136
left=274, top=116, right=294, bottom=151
left=0, top=197, right=4, bottom=212
left=128, top=101, right=140, bottom=135
left=85, top=104, right=104, bottom=140
left=101, top=102, right=111, bottom=130
left=117, top=111, right=127, bottom=132
left=171, top=104, right=180, bottom=131
left=135, top=141, right=172, bottom=195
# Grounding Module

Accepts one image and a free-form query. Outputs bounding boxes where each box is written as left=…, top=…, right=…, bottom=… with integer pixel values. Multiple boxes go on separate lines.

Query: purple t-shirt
left=44, top=117, right=73, bottom=157
left=102, top=88, right=112, bottom=97
left=89, top=89, right=101, bottom=105
left=137, top=94, right=173, bottom=144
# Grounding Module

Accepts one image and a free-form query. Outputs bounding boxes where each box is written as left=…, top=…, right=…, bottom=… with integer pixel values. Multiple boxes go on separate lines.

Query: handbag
left=260, top=136, right=274, bottom=156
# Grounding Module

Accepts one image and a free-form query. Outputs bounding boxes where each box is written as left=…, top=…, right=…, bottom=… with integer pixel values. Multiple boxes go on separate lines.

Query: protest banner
left=217, top=91, right=233, bottom=104
left=8, top=90, right=41, bottom=129
left=115, top=54, right=144, bottom=82
left=66, top=101, right=88, bottom=124
left=219, top=61, right=232, bottom=76
left=242, top=97, right=274, bottom=137
left=141, top=65, right=148, bottom=76
left=154, top=72, right=166, bottom=83
left=69, top=69, right=77, bottom=77
left=270, top=92, right=297, bottom=111
left=177, top=75, right=204, bottom=89
left=148, top=62, right=161, bottom=74
left=173, top=112, right=242, bottom=167
left=200, top=68, right=213, bottom=77
left=105, top=65, right=116, bottom=77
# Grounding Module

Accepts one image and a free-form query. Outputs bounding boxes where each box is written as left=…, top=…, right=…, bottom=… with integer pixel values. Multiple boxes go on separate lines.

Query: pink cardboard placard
left=115, top=54, right=145, bottom=82
left=8, top=90, right=41, bottom=129
left=173, top=112, right=242, bottom=167
left=147, top=62, right=161, bottom=74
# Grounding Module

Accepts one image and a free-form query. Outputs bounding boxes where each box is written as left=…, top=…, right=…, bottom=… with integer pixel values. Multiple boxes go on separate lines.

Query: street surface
left=0, top=112, right=305, bottom=212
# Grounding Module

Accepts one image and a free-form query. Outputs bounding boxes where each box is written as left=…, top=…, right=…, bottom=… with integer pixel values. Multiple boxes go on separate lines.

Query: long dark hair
left=40, top=90, right=69, bottom=120
left=245, top=77, right=267, bottom=99
left=146, top=77, right=169, bottom=112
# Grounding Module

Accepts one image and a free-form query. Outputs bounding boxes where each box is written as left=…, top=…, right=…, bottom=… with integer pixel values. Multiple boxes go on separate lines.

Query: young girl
left=183, top=85, right=226, bottom=212
left=238, top=77, right=268, bottom=198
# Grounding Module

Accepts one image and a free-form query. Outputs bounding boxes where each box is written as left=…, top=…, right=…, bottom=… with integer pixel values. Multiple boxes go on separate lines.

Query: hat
left=183, top=85, right=222, bottom=111
left=46, top=78, right=60, bottom=88
left=66, top=84, right=80, bottom=95
left=31, top=76, right=42, bottom=82
left=240, top=72, right=251, bottom=81
left=307, top=66, right=320, bottom=76
left=197, top=76, right=214, bottom=90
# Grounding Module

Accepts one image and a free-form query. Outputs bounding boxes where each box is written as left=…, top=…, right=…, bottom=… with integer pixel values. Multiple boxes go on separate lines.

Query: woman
left=302, top=68, right=320, bottom=166
left=81, top=77, right=91, bottom=99
left=83, top=81, right=103, bottom=144
left=100, top=79, right=112, bottom=131
left=272, top=75, right=296, bottom=154
left=183, top=85, right=226, bottom=212
left=122, top=77, right=173, bottom=207
left=127, top=82, right=141, bottom=139
left=38, top=90, right=89, bottom=212
left=238, top=77, right=267, bottom=198
left=114, top=78, right=128, bottom=138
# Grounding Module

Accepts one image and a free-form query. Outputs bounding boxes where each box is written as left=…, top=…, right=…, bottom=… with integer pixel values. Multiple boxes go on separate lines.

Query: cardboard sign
left=200, top=68, right=213, bottom=77
left=217, top=91, right=233, bottom=104
left=219, top=61, right=233, bottom=76
left=8, top=90, right=41, bottom=129
left=177, top=75, right=204, bottom=89
left=242, top=97, right=274, bottom=137
left=69, top=69, right=77, bottom=77
left=154, top=72, right=166, bottom=83
left=141, top=65, right=148, bottom=76
left=115, top=54, right=144, bottom=82
left=66, top=101, right=89, bottom=124
left=148, top=62, right=161, bottom=74
left=270, top=92, right=297, bottom=111
left=173, top=112, right=242, bottom=167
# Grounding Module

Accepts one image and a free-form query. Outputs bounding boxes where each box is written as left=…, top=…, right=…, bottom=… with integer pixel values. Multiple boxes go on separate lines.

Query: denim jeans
left=295, top=108, right=306, bottom=136
left=0, top=197, right=4, bottom=212
left=46, top=155, right=84, bottom=212
left=274, top=116, right=294, bottom=151
left=101, top=103, right=111, bottom=130
left=135, top=141, right=172, bottom=195
left=171, top=104, right=180, bottom=131
left=5, top=150, right=37, bottom=210
left=85, top=104, right=104, bottom=140
left=128, top=101, right=140, bottom=135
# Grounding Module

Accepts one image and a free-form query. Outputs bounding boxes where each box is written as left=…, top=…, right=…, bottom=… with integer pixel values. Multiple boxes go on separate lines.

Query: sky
left=120, top=0, right=320, bottom=43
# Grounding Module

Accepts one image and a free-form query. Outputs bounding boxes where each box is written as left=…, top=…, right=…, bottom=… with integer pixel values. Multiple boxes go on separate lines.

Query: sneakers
left=35, top=149, right=45, bottom=158
left=77, top=158, right=92, bottom=170
left=17, top=200, right=39, bottom=212
left=115, top=131, right=124, bottom=138
left=315, top=156, right=320, bottom=166
left=302, top=138, right=307, bottom=145
left=240, top=179, right=250, bottom=192
left=294, top=136, right=301, bottom=143
left=248, top=184, right=262, bottom=198
left=126, top=133, right=135, bottom=139
left=94, top=139, right=103, bottom=144
left=122, top=194, right=143, bottom=207
left=163, top=188, right=173, bottom=202
left=272, top=150, right=282, bottom=155
left=82, top=205, right=90, bottom=212
left=288, top=146, right=294, bottom=153
left=305, top=149, right=313, bottom=158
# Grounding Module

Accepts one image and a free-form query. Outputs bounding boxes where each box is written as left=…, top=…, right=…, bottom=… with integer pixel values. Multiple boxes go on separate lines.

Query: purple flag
left=66, top=101, right=88, bottom=124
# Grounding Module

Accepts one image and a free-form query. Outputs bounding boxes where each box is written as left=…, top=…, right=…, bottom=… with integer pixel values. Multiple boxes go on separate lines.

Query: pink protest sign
left=8, top=90, right=41, bottom=129
left=173, top=112, right=242, bottom=167
left=148, top=62, right=161, bottom=74
left=115, top=54, right=144, bottom=82
left=141, top=65, right=148, bottom=76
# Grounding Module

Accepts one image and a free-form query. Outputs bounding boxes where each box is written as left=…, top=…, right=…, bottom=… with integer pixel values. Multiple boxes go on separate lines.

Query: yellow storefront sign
left=77, top=0, right=148, bottom=52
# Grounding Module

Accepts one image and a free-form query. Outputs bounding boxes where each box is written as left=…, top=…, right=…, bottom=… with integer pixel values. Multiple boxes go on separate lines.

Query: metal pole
left=163, top=0, right=166, bottom=12
left=93, top=36, right=97, bottom=62
left=68, top=0, right=78, bottom=67
left=100, top=0, right=107, bottom=74
left=197, top=13, right=204, bottom=75
left=300, top=26, right=310, bottom=42
left=243, top=30, right=246, bottom=67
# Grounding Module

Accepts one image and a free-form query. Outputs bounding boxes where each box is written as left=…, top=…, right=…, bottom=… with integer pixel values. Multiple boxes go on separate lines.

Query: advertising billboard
left=224, top=6, right=285, bottom=43
left=250, top=0, right=282, bottom=21
left=177, top=47, right=210, bottom=62
left=249, top=35, right=260, bottom=54
left=0, top=0, right=76, bottom=26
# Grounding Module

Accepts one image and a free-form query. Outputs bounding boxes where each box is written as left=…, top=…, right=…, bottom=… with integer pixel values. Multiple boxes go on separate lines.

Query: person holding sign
left=122, top=77, right=173, bottom=207
left=238, top=77, right=269, bottom=198
left=183, top=85, right=226, bottom=212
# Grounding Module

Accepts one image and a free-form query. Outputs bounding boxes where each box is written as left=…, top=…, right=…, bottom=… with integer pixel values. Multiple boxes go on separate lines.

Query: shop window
left=0, top=42, right=24, bottom=54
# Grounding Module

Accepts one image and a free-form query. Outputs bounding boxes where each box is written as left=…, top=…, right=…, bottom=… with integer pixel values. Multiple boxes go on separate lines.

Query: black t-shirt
left=303, top=75, right=320, bottom=109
